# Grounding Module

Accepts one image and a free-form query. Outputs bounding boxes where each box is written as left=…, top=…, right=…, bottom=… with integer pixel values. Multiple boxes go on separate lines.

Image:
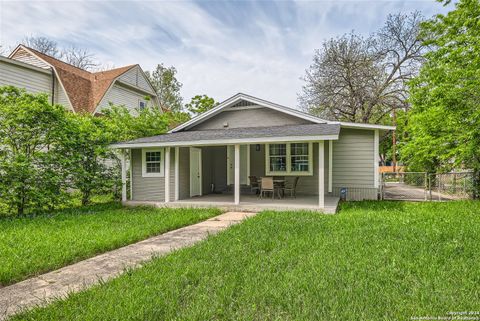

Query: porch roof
left=112, top=123, right=340, bottom=148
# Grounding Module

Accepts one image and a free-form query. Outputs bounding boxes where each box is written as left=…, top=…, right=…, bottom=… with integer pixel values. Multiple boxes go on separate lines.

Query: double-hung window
left=142, top=148, right=164, bottom=177
left=266, top=142, right=313, bottom=176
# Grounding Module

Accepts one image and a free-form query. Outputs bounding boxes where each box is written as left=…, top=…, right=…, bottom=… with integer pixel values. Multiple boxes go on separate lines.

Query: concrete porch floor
left=126, top=194, right=340, bottom=214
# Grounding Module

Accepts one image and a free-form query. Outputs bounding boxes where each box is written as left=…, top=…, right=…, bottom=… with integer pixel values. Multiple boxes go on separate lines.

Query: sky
left=0, top=0, right=451, bottom=108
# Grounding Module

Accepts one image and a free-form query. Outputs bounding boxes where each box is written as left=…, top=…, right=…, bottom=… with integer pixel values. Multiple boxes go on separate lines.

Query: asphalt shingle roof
left=116, top=123, right=340, bottom=146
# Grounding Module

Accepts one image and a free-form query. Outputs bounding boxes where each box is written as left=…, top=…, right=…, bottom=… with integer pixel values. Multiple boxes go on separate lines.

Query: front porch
left=125, top=194, right=340, bottom=214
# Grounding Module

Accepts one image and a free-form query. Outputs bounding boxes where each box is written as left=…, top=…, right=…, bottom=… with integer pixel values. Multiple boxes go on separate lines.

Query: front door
left=190, top=147, right=202, bottom=197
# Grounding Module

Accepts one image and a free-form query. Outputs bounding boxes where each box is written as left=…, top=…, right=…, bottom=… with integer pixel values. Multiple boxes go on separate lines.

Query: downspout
left=51, top=67, right=55, bottom=105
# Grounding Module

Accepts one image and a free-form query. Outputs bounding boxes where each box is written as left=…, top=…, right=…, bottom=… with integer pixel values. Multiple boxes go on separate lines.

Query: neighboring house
left=0, top=45, right=159, bottom=114
left=112, top=93, right=395, bottom=213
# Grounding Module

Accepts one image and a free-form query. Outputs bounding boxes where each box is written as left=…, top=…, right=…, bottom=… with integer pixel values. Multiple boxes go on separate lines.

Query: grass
left=0, top=203, right=220, bottom=286
left=11, top=201, right=480, bottom=320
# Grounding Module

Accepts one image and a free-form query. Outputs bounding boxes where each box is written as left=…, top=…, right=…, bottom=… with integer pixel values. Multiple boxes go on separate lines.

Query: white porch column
left=328, top=140, right=333, bottom=193
left=174, top=147, right=179, bottom=201
left=374, top=129, right=379, bottom=188
left=234, top=144, right=240, bottom=205
left=129, top=149, right=133, bottom=200
left=318, top=141, right=325, bottom=208
left=165, top=147, right=171, bottom=203
left=120, top=149, right=127, bottom=202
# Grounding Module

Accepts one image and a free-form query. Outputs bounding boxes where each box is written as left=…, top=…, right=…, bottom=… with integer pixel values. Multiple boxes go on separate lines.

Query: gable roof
left=91, top=65, right=138, bottom=112
left=169, top=93, right=395, bottom=132
left=169, top=93, right=329, bottom=133
left=8, top=45, right=145, bottom=114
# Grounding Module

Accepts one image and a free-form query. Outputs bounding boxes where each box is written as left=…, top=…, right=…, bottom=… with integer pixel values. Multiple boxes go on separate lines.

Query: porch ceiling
left=112, top=123, right=340, bottom=148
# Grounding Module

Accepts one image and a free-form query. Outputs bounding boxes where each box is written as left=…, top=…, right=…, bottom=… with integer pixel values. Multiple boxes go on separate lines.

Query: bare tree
left=21, top=36, right=100, bottom=71
left=299, top=11, right=425, bottom=124
left=22, top=36, right=60, bottom=58
left=61, top=46, right=99, bottom=70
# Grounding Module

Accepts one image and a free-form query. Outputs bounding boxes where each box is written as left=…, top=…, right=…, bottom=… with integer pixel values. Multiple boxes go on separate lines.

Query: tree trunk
left=82, top=190, right=91, bottom=206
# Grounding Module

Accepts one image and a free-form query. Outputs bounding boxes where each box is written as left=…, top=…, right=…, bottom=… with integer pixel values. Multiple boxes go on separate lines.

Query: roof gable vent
left=230, top=100, right=256, bottom=108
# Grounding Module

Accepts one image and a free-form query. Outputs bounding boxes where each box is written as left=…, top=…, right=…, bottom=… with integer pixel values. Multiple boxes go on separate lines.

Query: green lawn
left=0, top=203, right=220, bottom=286
left=12, top=201, right=480, bottom=320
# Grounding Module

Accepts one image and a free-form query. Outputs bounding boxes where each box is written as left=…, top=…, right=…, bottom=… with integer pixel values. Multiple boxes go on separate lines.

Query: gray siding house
left=0, top=45, right=159, bottom=114
left=112, top=93, right=394, bottom=213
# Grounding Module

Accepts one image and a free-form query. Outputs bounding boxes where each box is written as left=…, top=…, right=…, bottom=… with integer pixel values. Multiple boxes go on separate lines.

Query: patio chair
left=259, top=177, right=275, bottom=199
left=284, top=176, right=300, bottom=198
left=248, top=176, right=260, bottom=194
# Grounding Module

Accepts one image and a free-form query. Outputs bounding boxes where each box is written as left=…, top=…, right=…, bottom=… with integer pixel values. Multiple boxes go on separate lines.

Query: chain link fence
left=381, top=171, right=474, bottom=201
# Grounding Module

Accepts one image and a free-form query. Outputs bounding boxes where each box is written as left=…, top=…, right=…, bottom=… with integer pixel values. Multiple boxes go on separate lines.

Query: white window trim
left=142, top=148, right=164, bottom=177
left=265, top=142, right=313, bottom=176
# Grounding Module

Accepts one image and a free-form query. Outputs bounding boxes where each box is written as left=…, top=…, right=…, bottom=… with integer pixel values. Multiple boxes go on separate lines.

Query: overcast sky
left=0, top=0, right=450, bottom=108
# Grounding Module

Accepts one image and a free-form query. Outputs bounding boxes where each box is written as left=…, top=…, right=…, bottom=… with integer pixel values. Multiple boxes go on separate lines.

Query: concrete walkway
left=0, top=211, right=257, bottom=320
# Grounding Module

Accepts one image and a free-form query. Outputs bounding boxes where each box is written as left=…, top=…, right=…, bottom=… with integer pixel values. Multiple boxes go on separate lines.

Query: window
left=269, top=144, right=287, bottom=172
left=139, top=101, right=146, bottom=110
left=142, top=148, right=164, bottom=177
left=291, top=143, right=309, bottom=172
left=266, top=142, right=313, bottom=176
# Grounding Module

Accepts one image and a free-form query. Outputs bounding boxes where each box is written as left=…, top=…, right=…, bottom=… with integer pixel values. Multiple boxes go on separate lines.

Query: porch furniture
left=273, top=178, right=285, bottom=198
left=284, top=176, right=300, bottom=198
left=259, top=177, right=275, bottom=199
left=248, top=176, right=260, bottom=194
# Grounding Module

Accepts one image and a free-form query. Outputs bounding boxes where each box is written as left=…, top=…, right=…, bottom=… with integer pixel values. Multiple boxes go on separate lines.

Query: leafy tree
left=145, top=64, right=183, bottom=112
left=185, top=95, right=218, bottom=115
left=62, top=114, right=119, bottom=206
left=300, top=11, right=425, bottom=124
left=102, top=105, right=190, bottom=142
left=402, top=0, right=480, bottom=197
left=0, top=86, right=70, bottom=215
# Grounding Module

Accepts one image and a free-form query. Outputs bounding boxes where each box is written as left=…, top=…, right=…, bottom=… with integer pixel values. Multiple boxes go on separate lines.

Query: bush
left=0, top=86, right=189, bottom=216
left=0, top=86, right=70, bottom=215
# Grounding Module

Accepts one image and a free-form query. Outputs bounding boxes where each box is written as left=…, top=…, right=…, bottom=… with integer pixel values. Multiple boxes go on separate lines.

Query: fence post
left=424, top=172, right=428, bottom=201
left=429, top=174, right=432, bottom=201
left=379, top=173, right=383, bottom=200
left=438, top=174, right=441, bottom=201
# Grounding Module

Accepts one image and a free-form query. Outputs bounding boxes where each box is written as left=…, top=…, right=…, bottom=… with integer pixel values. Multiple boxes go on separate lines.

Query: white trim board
left=112, top=135, right=339, bottom=149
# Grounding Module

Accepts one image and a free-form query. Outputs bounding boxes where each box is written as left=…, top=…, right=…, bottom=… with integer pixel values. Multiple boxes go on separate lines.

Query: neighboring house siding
left=189, top=107, right=312, bottom=130
left=118, top=66, right=155, bottom=95
left=97, top=83, right=149, bottom=113
left=0, top=60, right=52, bottom=96
left=53, top=78, right=71, bottom=108
left=10, top=48, right=50, bottom=69
left=332, top=128, right=377, bottom=200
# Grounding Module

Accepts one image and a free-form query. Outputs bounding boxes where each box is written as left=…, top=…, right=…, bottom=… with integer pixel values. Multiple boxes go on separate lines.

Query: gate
left=381, top=172, right=428, bottom=201
left=381, top=171, right=474, bottom=201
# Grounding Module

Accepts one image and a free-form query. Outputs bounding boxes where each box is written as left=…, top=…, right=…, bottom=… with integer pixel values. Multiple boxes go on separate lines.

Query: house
left=112, top=93, right=395, bottom=213
left=0, top=45, right=159, bottom=114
